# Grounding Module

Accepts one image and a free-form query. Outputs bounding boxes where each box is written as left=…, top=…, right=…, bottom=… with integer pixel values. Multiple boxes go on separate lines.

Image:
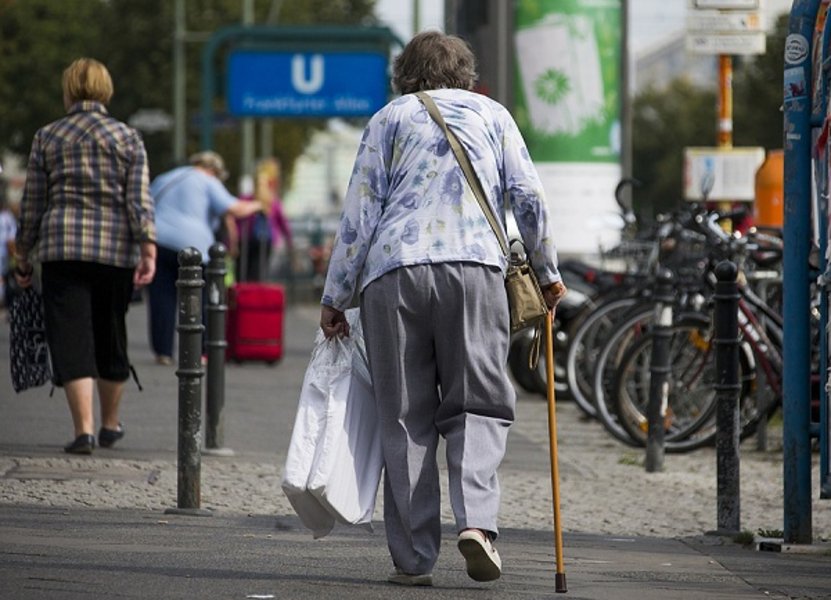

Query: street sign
left=694, top=0, right=759, bottom=8
left=685, top=10, right=762, bottom=32
left=128, top=109, right=174, bottom=133
left=227, top=50, right=388, bottom=117
left=683, top=146, right=765, bottom=201
left=686, top=32, right=767, bottom=54
left=686, top=0, right=766, bottom=55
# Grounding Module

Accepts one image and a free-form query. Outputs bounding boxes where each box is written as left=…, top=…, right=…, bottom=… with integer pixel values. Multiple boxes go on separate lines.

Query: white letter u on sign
left=292, top=54, right=324, bottom=95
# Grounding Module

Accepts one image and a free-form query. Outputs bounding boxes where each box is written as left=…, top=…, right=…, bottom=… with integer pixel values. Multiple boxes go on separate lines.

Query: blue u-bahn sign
left=227, top=50, right=388, bottom=117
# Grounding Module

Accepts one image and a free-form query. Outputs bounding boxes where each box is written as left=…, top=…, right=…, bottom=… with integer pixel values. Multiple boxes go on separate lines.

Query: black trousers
left=146, top=245, right=208, bottom=358
left=41, top=260, right=134, bottom=385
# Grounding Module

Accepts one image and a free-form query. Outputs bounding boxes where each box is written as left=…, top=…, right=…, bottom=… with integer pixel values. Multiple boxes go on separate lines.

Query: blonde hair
left=62, top=58, right=114, bottom=106
left=255, top=157, right=281, bottom=209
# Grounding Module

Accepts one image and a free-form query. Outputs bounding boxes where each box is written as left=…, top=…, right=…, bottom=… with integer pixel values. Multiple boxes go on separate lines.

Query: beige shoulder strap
left=415, top=92, right=509, bottom=257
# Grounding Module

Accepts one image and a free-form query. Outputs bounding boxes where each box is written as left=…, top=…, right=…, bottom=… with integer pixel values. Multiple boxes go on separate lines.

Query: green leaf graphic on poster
left=535, top=69, right=571, bottom=105
left=514, top=0, right=621, bottom=163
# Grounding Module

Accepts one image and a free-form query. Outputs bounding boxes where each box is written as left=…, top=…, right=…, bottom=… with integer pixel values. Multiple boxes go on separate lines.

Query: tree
left=733, top=14, right=788, bottom=151
left=0, top=0, right=104, bottom=155
left=0, top=0, right=379, bottom=190
left=632, top=79, right=715, bottom=218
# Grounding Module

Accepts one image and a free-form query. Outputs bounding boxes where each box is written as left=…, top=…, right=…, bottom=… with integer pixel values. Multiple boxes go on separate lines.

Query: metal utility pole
left=783, top=0, right=817, bottom=545
left=717, top=54, right=733, bottom=224
left=717, top=55, right=733, bottom=148
left=173, top=0, right=186, bottom=163
left=260, top=0, right=285, bottom=159
left=413, top=0, right=421, bottom=35
left=620, top=0, right=632, bottom=209
left=241, top=0, right=256, bottom=181
left=495, top=0, right=509, bottom=107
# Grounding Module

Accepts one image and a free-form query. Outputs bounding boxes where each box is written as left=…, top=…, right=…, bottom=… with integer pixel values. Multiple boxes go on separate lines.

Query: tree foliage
left=632, top=80, right=716, bottom=217
left=0, top=0, right=104, bottom=152
left=0, top=0, right=377, bottom=189
left=632, top=14, right=788, bottom=219
left=733, top=14, right=788, bottom=151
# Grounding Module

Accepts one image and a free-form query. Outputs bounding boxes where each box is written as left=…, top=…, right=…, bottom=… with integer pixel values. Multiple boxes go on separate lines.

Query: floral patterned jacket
left=321, top=89, right=561, bottom=311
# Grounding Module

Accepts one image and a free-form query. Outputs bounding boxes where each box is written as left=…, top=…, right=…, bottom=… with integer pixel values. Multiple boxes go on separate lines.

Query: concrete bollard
left=714, top=260, right=741, bottom=534
left=203, top=243, right=233, bottom=456
left=165, top=247, right=210, bottom=517
left=646, top=268, right=674, bottom=473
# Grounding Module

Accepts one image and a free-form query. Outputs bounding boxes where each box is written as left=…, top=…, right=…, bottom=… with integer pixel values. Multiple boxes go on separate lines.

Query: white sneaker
left=458, top=529, right=502, bottom=582
left=387, top=568, right=433, bottom=586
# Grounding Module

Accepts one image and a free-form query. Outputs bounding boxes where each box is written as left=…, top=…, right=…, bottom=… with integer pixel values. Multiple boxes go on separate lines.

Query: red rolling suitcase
left=225, top=206, right=285, bottom=364
left=226, top=282, right=285, bottom=363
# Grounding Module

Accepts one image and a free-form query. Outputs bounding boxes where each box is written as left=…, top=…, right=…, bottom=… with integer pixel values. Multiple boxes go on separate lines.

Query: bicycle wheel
left=591, top=304, right=656, bottom=446
left=612, top=318, right=763, bottom=453
left=613, top=321, right=721, bottom=452
left=565, top=295, right=640, bottom=418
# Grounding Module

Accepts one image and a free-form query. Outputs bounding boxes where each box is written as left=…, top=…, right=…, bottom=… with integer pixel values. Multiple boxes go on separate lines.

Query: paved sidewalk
left=1, top=298, right=830, bottom=599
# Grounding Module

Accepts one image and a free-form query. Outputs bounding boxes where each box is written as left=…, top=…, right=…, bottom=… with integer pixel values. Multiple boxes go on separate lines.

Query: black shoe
left=98, top=424, right=125, bottom=448
left=64, top=434, right=95, bottom=455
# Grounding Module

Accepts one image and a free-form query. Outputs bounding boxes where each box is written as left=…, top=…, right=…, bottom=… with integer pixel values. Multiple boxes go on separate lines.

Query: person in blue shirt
left=147, top=151, right=261, bottom=365
left=319, top=32, right=567, bottom=586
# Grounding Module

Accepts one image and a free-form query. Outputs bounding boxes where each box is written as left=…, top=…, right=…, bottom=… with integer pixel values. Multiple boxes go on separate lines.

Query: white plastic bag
left=280, top=334, right=347, bottom=538
left=281, top=308, right=382, bottom=538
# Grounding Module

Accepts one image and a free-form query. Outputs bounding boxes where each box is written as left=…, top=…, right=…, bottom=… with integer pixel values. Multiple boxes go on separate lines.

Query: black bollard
left=714, top=260, right=741, bottom=534
left=203, top=243, right=233, bottom=456
left=165, top=247, right=210, bottom=517
left=646, top=268, right=674, bottom=473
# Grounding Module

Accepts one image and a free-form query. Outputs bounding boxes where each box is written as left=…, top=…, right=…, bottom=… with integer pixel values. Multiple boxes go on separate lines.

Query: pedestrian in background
left=14, top=57, right=157, bottom=454
left=319, top=31, right=567, bottom=586
left=147, top=150, right=262, bottom=365
left=234, top=157, right=293, bottom=282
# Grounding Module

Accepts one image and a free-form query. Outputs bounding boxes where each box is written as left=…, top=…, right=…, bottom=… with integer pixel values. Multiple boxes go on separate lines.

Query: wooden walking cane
left=544, top=310, right=567, bottom=593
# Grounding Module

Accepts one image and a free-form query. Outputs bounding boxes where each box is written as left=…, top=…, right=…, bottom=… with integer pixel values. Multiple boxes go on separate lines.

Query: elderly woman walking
left=319, top=31, right=566, bottom=586
left=14, top=58, right=156, bottom=454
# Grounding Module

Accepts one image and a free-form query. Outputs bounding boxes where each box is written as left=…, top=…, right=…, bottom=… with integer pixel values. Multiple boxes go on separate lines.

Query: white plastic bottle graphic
left=515, top=15, right=605, bottom=136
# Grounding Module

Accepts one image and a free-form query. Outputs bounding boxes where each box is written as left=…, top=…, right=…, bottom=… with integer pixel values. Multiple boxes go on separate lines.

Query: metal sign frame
left=783, top=0, right=822, bottom=545
left=199, top=25, right=403, bottom=150
left=682, top=146, right=765, bottom=200
left=226, top=50, right=389, bottom=118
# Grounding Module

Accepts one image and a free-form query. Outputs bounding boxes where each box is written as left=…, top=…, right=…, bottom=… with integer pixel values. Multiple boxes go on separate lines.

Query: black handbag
left=9, top=286, right=53, bottom=392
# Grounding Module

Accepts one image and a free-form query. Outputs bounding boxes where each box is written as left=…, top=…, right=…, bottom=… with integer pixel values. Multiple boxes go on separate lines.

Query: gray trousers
left=360, top=262, right=516, bottom=575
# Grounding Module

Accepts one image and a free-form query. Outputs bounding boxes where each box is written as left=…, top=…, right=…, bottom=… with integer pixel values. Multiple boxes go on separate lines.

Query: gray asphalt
left=1, top=290, right=830, bottom=599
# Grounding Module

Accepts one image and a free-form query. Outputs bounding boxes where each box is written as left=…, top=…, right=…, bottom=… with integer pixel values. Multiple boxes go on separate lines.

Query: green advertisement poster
left=514, top=0, right=621, bottom=163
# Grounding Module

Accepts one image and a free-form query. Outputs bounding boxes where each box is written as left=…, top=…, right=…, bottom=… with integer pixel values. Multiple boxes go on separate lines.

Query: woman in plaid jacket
left=14, top=58, right=156, bottom=455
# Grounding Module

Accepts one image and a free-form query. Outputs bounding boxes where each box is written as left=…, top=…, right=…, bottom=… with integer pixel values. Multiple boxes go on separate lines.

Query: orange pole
left=545, top=311, right=567, bottom=592
left=718, top=55, right=734, bottom=230
left=718, top=54, right=733, bottom=148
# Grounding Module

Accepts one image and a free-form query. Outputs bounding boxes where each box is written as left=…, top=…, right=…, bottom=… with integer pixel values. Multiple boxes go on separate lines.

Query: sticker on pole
left=785, top=34, right=810, bottom=65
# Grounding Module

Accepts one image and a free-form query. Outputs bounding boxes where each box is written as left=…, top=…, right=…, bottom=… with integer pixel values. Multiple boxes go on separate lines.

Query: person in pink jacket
left=233, top=157, right=292, bottom=282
